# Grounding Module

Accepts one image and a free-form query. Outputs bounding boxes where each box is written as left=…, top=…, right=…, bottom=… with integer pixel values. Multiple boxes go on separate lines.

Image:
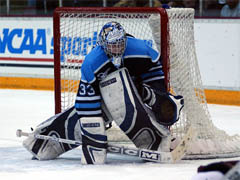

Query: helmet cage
left=105, top=38, right=126, bottom=58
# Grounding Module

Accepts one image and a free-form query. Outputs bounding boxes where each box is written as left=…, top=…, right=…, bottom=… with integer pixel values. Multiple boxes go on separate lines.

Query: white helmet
left=99, top=21, right=126, bottom=67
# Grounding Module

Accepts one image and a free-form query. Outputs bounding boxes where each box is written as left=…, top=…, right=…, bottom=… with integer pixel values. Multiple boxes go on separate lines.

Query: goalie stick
left=16, top=126, right=193, bottom=163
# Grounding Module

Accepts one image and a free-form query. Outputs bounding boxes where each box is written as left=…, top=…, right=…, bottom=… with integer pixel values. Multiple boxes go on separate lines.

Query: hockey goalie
left=23, top=21, right=184, bottom=164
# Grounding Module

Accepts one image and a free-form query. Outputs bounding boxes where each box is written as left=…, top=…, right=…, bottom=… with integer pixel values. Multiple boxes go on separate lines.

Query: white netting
left=166, top=8, right=240, bottom=158
left=54, top=8, right=240, bottom=159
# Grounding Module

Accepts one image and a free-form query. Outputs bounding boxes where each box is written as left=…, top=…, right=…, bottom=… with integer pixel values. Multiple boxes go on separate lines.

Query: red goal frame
left=53, top=7, right=170, bottom=114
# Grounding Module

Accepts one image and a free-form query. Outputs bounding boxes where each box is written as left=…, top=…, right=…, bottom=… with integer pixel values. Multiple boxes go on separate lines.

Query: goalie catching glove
left=141, top=84, right=184, bottom=126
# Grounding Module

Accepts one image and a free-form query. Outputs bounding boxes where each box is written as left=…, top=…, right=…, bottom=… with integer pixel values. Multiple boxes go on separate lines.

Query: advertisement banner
left=0, top=17, right=53, bottom=61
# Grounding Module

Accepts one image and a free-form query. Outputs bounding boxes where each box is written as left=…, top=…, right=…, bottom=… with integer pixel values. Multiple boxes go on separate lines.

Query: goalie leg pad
left=100, top=68, right=170, bottom=151
left=80, top=117, right=107, bottom=165
left=23, top=133, right=66, bottom=160
left=23, top=106, right=81, bottom=160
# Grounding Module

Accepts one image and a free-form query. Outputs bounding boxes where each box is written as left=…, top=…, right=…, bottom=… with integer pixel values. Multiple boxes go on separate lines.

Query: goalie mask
left=99, top=21, right=127, bottom=68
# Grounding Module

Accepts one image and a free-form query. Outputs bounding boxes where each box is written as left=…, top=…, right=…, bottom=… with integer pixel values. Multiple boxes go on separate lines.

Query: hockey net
left=53, top=7, right=240, bottom=159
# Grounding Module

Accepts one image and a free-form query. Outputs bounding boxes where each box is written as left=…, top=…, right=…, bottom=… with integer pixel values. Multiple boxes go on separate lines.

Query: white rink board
left=194, top=19, right=240, bottom=90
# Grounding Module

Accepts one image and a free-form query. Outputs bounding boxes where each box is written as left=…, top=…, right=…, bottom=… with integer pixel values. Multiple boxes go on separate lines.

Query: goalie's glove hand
left=152, top=92, right=184, bottom=126
left=141, top=84, right=184, bottom=126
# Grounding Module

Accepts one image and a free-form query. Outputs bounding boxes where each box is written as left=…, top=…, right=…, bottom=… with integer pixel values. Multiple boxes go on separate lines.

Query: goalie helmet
left=99, top=21, right=126, bottom=68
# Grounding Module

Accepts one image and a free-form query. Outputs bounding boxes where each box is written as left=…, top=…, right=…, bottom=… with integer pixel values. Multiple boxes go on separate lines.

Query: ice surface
left=0, top=89, right=239, bottom=180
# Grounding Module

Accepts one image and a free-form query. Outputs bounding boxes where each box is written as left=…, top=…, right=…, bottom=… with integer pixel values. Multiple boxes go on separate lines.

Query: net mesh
left=54, top=8, right=240, bottom=159
left=166, top=8, right=240, bottom=158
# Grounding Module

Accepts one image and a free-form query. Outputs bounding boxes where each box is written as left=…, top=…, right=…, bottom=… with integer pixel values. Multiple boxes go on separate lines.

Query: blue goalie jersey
left=75, top=36, right=165, bottom=118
